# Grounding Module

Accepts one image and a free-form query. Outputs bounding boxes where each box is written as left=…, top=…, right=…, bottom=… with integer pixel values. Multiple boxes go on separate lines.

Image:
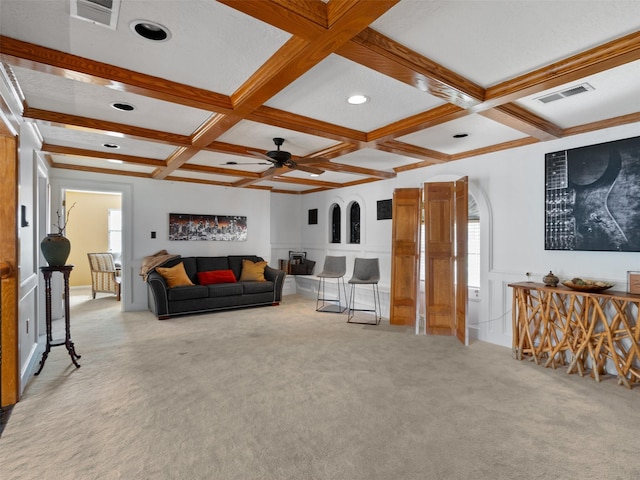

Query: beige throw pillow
left=239, top=259, right=267, bottom=282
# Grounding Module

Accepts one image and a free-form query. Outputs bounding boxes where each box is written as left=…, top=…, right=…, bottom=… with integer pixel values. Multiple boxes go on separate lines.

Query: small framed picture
left=627, top=271, right=640, bottom=294
left=308, top=208, right=318, bottom=225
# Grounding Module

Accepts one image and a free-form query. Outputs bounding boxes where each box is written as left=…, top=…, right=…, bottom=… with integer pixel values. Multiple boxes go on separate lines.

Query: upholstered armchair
left=87, top=253, right=121, bottom=301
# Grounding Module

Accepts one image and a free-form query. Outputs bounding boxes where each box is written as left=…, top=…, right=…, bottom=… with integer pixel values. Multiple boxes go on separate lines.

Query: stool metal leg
left=347, top=283, right=381, bottom=325
left=316, top=276, right=347, bottom=313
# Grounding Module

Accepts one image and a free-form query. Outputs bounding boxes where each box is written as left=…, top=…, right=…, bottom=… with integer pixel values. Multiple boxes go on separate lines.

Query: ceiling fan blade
left=249, top=150, right=276, bottom=163
left=294, top=164, right=324, bottom=175
left=261, top=166, right=279, bottom=177
left=295, top=157, right=329, bottom=165
left=223, top=161, right=270, bottom=165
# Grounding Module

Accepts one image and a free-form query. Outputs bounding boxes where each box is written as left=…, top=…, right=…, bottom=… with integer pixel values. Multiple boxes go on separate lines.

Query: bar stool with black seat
left=347, top=257, right=381, bottom=325
left=316, top=255, right=348, bottom=313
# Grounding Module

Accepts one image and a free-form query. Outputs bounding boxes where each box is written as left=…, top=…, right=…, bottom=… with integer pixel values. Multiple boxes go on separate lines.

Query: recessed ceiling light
left=347, top=94, right=369, bottom=105
left=130, top=20, right=171, bottom=42
left=108, top=159, right=123, bottom=164
left=110, top=102, right=135, bottom=112
left=309, top=173, right=320, bottom=177
left=453, top=133, right=469, bottom=139
left=103, top=143, right=120, bottom=149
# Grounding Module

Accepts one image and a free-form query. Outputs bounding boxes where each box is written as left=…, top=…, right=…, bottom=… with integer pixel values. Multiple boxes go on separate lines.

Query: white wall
left=279, top=122, right=640, bottom=347
left=50, top=171, right=273, bottom=312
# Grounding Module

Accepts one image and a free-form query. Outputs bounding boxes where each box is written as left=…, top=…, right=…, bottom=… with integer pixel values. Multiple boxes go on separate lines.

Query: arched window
left=349, top=202, right=360, bottom=244
left=330, top=204, right=341, bottom=243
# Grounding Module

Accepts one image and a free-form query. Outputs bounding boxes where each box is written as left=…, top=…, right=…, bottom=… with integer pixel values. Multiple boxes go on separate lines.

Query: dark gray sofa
left=146, top=255, right=286, bottom=320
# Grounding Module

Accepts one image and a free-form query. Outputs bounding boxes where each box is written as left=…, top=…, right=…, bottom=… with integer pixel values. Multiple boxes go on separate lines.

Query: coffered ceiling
left=1, top=0, right=639, bottom=194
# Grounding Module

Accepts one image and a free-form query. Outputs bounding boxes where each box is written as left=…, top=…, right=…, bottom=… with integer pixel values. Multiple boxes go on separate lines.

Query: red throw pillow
left=197, top=269, right=237, bottom=285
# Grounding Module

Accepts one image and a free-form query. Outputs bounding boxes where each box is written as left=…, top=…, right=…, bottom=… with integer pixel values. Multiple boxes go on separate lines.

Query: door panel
left=424, top=179, right=468, bottom=342
left=455, top=178, right=469, bottom=344
left=1, top=134, right=19, bottom=406
left=390, top=188, right=421, bottom=326
left=425, top=184, right=455, bottom=335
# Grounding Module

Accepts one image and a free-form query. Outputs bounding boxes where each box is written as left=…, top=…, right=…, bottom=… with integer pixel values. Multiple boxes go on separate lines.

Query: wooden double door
left=390, top=179, right=468, bottom=345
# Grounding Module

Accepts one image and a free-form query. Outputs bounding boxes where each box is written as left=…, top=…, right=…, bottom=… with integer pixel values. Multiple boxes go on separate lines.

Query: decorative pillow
left=197, top=269, right=237, bottom=285
left=156, top=262, right=194, bottom=288
left=239, top=259, right=268, bottom=282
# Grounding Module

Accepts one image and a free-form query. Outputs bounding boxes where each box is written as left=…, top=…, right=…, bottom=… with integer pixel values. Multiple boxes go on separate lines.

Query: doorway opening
left=64, top=189, right=122, bottom=301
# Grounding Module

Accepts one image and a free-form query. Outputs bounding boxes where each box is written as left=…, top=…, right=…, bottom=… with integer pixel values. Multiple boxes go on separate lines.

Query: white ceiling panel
left=218, top=120, right=339, bottom=155
left=168, top=170, right=242, bottom=183
left=256, top=180, right=314, bottom=192
left=331, top=149, right=417, bottom=171
left=37, top=124, right=177, bottom=158
left=280, top=169, right=363, bottom=184
left=516, top=60, right=640, bottom=129
left=372, top=1, right=640, bottom=87
left=49, top=154, right=155, bottom=174
left=398, top=115, right=529, bottom=155
left=12, top=66, right=212, bottom=135
left=186, top=150, right=271, bottom=173
left=265, top=54, right=444, bottom=131
left=0, top=0, right=292, bottom=94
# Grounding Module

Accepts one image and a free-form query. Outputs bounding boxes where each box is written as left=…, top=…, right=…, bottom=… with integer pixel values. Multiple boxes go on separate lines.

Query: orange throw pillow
left=239, top=259, right=267, bottom=282
left=156, top=262, right=194, bottom=288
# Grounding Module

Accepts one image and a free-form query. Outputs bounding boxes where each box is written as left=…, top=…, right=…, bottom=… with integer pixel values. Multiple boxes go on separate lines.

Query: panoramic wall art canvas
left=545, top=135, right=640, bottom=251
left=169, top=213, right=247, bottom=241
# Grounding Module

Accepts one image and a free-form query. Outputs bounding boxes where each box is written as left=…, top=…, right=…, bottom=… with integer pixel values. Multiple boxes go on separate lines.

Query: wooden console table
left=509, top=282, right=639, bottom=389
left=35, top=265, right=81, bottom=375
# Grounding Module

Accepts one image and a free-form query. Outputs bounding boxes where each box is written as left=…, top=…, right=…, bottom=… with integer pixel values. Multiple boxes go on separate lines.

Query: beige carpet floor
left=1, top=288, right=639, bottom=480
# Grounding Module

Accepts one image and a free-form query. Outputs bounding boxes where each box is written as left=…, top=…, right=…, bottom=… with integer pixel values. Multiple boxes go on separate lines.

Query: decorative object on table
left=563, top=277, right=614, bottom=292
left=627, top=271, right=640, bottom=294
left=40, top=202, right=75, bottom=266
left=168, top=213, right=247, bottom=241
left=544, top=135, right=640, bottom=252
left=542, top=271, right=559, bottom=287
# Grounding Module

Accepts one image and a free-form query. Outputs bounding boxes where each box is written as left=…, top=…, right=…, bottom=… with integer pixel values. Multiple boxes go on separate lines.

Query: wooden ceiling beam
left=41, top=144, right=166, bottom=167
left=481, top=30, right=640, bottom=108
left=377, top=140, right=449, bottom=163
left=248, top=105, right=367, bottom=144
left=479, top=104, right=562, bottom=140
left=368, top=103, right=468, bottom=143
left=23, top=107, right=191, bottom=146
left=338, top=28, right=484, bottom=109
left=0, top=36, right=232, bottom=113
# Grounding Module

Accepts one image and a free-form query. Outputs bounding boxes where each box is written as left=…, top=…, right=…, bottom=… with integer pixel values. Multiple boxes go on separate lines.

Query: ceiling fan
left=250, top=138, right=326, bottom=175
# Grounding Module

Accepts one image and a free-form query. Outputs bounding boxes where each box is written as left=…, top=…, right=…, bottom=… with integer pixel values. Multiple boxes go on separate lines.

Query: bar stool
left=347, top=258, right=381, bottom=325
left=316, top=256, right=347, bottom=313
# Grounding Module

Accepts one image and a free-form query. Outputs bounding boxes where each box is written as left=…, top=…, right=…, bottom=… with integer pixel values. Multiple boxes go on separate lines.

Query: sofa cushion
left=196, top=256, right=230, bottom=273
left=228, top=255, right=261, bottom=281
left=239, top=259, right=267, bottom=282
left=242, top=281, right=274, bottom=295
left=167, top=285, right=208, bottom=301
left=156, top=262, right=194, bottom=288
left=207, top=283, right=243, bottom=298
left=197, top=269, right=236, bottom=285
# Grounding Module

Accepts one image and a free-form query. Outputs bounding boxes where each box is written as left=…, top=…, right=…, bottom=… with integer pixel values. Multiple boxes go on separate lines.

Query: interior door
left=0, top=133, right=19, bottom=407
left=390, top=188, right=421, bottom=326
left=455, top=178, right=468, bottom=344
left=424, top=178, right=468, bottom=343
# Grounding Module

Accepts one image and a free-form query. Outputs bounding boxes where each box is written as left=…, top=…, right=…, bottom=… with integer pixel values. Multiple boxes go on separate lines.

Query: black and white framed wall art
left=545, top=135, right=640, bottom=251
left=169, top=213, right=247, bottom=241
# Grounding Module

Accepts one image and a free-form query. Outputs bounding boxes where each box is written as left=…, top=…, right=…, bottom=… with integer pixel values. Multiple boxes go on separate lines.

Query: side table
left=35, top=265, right=81, bottom=375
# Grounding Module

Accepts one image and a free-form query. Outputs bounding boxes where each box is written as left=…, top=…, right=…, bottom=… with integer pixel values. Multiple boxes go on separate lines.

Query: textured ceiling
left=1, top=0, right=639, bottom=193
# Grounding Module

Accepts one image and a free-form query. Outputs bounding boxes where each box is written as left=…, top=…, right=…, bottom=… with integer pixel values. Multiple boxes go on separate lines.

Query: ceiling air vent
left=535, top=83, right=594, bottom=104
left=71, top=0, right=121, bottom=30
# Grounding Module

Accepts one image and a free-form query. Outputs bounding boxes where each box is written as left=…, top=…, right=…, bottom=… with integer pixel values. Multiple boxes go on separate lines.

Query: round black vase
left=40, top=233, right=71, bottom=266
